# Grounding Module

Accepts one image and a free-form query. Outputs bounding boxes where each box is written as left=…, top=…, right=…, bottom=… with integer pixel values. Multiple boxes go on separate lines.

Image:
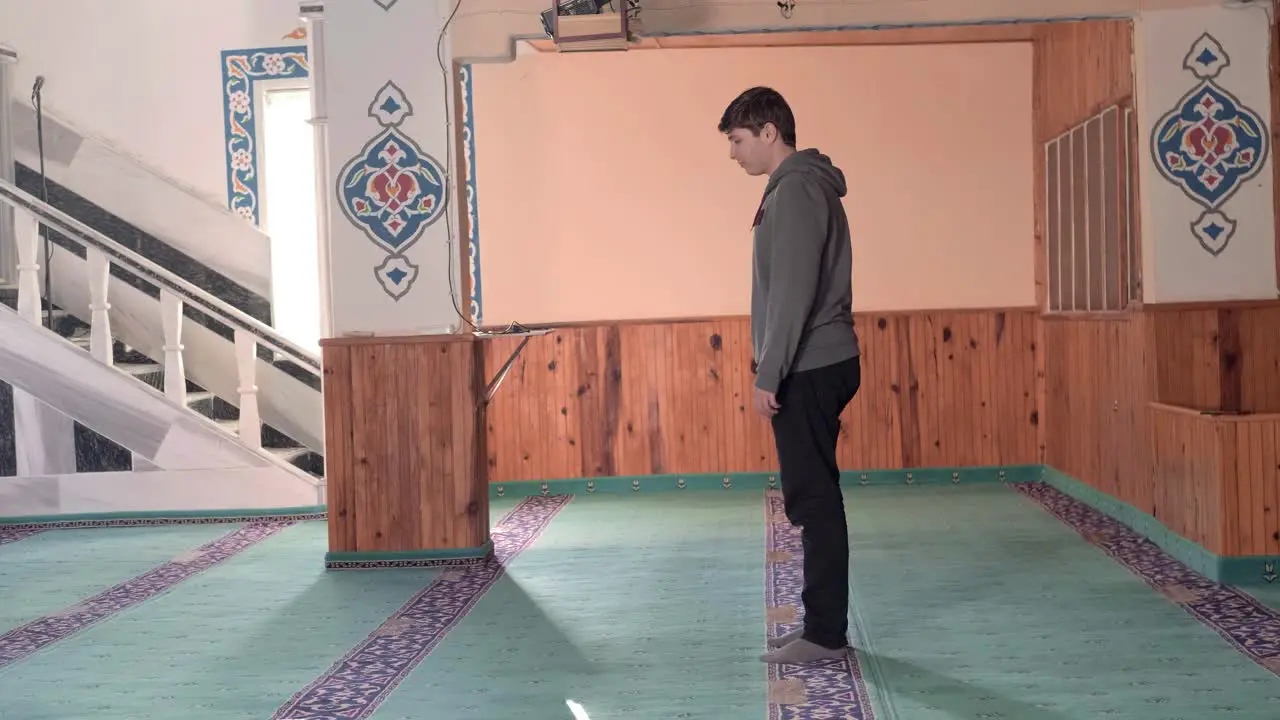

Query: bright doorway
left=260, top=87, right=320, bottom=353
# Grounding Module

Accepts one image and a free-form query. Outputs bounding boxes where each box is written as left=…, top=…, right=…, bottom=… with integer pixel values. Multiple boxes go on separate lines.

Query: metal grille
left=1043, top=104, right=1140, bottom=313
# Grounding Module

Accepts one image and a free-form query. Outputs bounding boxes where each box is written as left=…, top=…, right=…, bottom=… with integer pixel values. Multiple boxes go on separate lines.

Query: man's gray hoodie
left=750, top=148, right=860, bottom=395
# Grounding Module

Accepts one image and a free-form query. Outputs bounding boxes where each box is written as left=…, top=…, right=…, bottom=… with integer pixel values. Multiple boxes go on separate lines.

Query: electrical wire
left=435, top=0, right=527, bottom=336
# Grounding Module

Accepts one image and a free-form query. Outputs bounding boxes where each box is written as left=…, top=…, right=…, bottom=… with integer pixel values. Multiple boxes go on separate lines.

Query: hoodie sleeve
left=754, top=176, right=828, bottom=394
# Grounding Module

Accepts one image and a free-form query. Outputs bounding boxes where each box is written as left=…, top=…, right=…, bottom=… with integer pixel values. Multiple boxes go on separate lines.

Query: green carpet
left=1248, top=585, right=1280, bottom=613
left=0, top=523, right=236, bottom=633
left=1, top=487, right=1277, bottom=719
left=0, top=521, right=443, bottom=718
left=845, top=484, right=1280, bottom=719
left=367, top=492, right=766, bottom=720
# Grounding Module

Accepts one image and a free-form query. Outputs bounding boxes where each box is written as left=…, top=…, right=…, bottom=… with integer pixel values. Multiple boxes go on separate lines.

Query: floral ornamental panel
left=1150, top=33, right=1268, bottom=257
left=335, top=81, right=449, bottom=300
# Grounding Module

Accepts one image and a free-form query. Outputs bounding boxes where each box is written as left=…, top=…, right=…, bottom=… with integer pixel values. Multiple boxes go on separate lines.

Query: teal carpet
left=0, top=486, right=1277, bottom=719
left=0, top=524, right=234, bottom=632
left=846, top=484, right=1280, bottom=719
left=0, top=521, right=441, bottom=719
left=1249, top=585, right=1280, bottom=613
left=367, top=492, right=765, bottom=720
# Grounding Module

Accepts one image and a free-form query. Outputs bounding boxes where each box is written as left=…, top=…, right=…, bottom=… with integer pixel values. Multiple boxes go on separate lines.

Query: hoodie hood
left=765, top=148, right=847, bottom=198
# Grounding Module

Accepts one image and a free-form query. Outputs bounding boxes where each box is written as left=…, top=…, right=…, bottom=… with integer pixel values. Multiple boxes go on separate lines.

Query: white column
left=323, top=0, right=461, bottom=336
left=0, top=44, right=18, bottom=288
left=1133, top=5, right=1276, bottom=302
left=301, top=1, right=335, bottom=340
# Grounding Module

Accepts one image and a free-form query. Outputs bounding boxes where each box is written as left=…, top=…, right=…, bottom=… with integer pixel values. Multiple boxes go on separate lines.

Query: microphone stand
left=30, top=76, right=51, bottom=330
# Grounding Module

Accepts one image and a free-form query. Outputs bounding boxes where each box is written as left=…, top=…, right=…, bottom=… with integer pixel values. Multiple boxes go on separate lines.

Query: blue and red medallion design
left=1150, top=33, right=1268, bottom=257
left=336, top=81, right=448, bottom=300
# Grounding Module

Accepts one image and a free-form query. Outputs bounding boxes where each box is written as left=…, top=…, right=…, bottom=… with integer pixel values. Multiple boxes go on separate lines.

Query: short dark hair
left=718, top=86, right=797, bottom=147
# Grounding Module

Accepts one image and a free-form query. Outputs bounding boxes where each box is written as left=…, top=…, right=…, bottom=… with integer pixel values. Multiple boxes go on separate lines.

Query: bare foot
left=759, top=638, right=849, bottom=664
left=767, top=628, right=803, bottom=649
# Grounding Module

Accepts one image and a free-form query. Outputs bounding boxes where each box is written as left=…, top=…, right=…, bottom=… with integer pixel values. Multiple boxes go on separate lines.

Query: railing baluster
left=158, top=289, right=186, bottom=405
left=13, top=208, right=40, bottom=325
left=86, top=247, right=113, bottom=365
left=233, top=329, right=261, bottom=448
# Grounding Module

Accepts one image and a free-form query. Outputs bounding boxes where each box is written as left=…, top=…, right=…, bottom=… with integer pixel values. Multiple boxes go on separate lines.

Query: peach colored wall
left=472, top=43, right=1035, bottom=324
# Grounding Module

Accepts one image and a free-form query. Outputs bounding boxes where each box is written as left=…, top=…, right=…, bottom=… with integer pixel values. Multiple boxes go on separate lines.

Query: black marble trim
left=0, top=289, right=16, bottom=477
left=0, top=379, right=14, bottom=478
left=14, top=163, right=272, bottom=325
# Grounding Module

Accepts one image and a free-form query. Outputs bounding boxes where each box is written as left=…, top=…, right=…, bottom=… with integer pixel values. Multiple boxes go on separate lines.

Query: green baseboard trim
left=1041, top=467, right=1280, bottom=587
left=0, top=505, right=328, bottom=528
left=489, top=464, right=1044, bottom=498
left=324, top=541, right=494, bottom=570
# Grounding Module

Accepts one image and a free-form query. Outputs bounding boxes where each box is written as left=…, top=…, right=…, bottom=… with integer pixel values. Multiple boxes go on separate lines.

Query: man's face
left=727, top=126, right=772, bottom=176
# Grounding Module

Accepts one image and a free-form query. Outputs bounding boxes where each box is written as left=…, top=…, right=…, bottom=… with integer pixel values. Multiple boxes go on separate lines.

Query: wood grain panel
left=1149, top=403, right=1280, bottom=558
left=1042, top=314, right=1152, bottom=510
left=1149, top=402, right=1225, bottom=553
left=321, top=335, right=489, bottom=554
left=1030, top=19, right=1136, bottom=467
left=1031, top=20, right=1134, bottom=144
left=482, top=309, right=1040, bottom=482
left=1147, top=302, right=1280, bottom=413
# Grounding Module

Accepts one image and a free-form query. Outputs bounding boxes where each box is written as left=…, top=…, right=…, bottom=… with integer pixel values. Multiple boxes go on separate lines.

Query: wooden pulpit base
left=319, top=328, right=550, bottom=569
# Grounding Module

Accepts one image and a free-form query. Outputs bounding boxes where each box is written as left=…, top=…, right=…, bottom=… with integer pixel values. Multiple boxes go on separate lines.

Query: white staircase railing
left=0, top=177, right=322, bottom=458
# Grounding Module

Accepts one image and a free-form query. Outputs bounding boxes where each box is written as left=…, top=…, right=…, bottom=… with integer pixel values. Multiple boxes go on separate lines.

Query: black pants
left=770, top=355, right=861, bottom=650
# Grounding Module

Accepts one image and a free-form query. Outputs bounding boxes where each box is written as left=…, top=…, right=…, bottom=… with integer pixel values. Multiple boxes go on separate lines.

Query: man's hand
left=753, top=387, right=780, bottom=418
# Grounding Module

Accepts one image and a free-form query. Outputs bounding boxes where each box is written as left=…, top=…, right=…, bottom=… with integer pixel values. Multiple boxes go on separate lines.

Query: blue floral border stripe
left=270, top=494, right=572, bottom=719
left=0, top=528, right=40, bottom=548
left=220, top=46, right=310, bottom=225
left=765, top=490, right=876, bottom=719
left=0, top=521, right=295, bottom=669
left=1014, top=483, right=1280, bottom=676
left=460, top=64, right=483, bottom=324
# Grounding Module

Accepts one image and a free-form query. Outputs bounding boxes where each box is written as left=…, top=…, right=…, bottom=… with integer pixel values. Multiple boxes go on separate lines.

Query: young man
left=719, top=87, right=862, bottom=665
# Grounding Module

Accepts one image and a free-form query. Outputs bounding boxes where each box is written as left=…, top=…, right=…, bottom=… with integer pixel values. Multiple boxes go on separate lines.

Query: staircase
left=0, top=177, right=325, bottom=490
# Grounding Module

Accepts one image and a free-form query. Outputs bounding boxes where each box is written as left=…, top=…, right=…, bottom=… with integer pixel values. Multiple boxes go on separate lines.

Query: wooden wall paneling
left=1030, top=19, right=1136, bottom=467
left=1142, top=302, right=1280, bottom=414
left=481, top=310, right=1040, bottom=482
left=1230, top=417, right=1280, bottom=557
left=1148, top=404, right=1222, bottom=553
left=322, top=336, right=489, bottom=555
left=1238, top=305, right=1280, bottom=412
left=1031, top=20, right=1135, bottom=142
left=1042, top=315, right=1152, bottom=511
left=322, top=342, right=355, bottom=552
left=1148, top=404, right=1280, bottom=558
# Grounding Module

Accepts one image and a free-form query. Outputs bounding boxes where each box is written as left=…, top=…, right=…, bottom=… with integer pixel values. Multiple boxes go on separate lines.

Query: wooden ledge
left=1149, top=402, right=1280, bottom=423
left=320, top=333, right=476, bottom=347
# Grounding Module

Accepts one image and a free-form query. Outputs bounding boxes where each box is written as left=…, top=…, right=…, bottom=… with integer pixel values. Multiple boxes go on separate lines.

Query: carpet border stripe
left=764, top=489, right=876, bottom=719
left=269, top=494, right=572, bottom=719
left=0, top=520, right=296, bottom=669
left=1013, top=482, right=1280, bottom=678
left=0, top=528, right=41, bottom=548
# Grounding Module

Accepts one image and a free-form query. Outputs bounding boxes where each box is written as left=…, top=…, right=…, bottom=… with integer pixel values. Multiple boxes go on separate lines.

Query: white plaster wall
left=0, top=0, right=305, bottom=206
left=1135, top=4, right=1277, bottom=302
left=0, top=0, right=307, bottom=299
left=9, top=102, right=274, bottom=299
left=451, top=0, right=1223, bottom=62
